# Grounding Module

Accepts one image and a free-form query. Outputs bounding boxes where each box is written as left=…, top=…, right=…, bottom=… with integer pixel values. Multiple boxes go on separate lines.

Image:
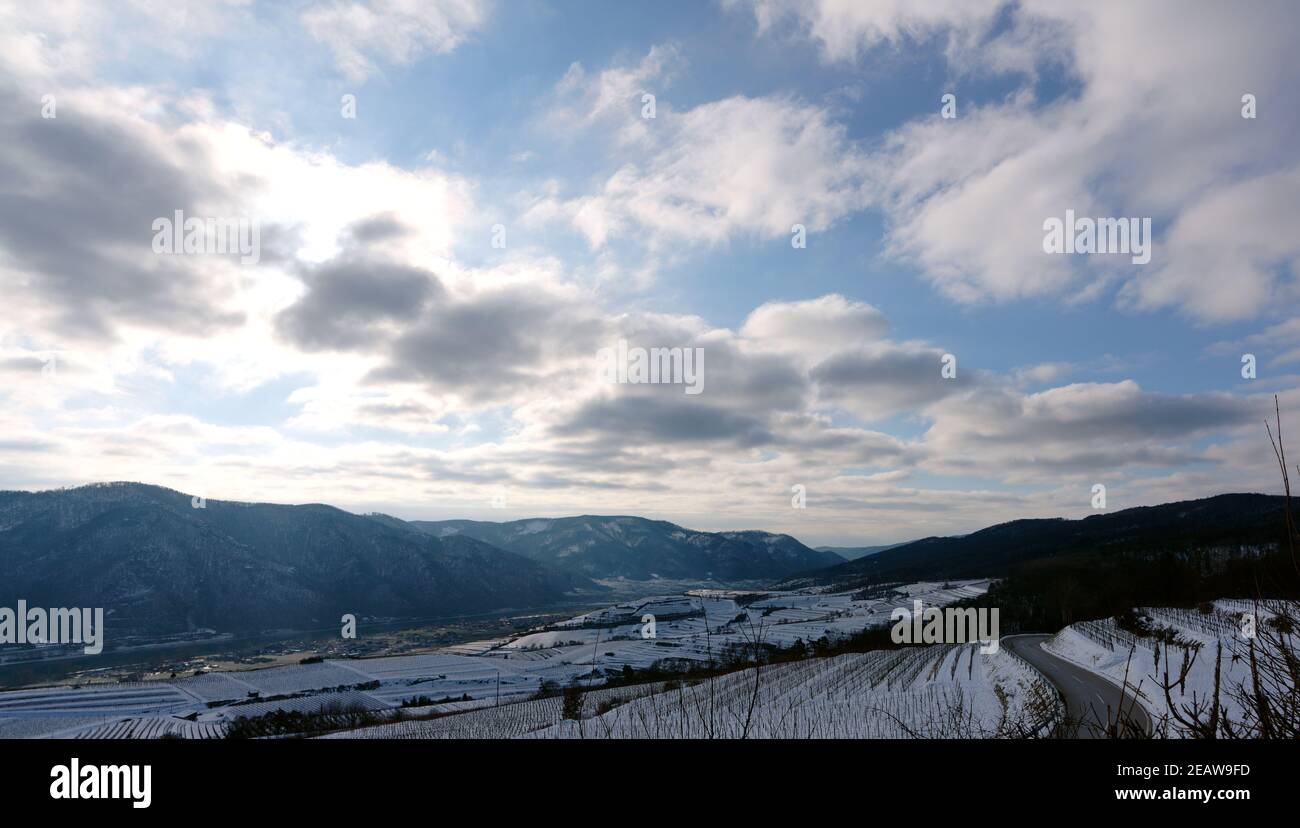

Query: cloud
left=276, top=253, right=442, bottom=352
left=0, top=69, right=476, bottom=353
left=921, top=380, right=1259, bottom=480
left=735, top=0, right=1011, bottom=64
left=1, top=3, right=1293, bottom=545
left=738, top=0, right=1300, bottom=322
left=551, top=42, right=683, bottom=138
left=1120, top=165, right=1300, bottom=321
left=370, top=283, right=605, bottom=403
left=812, top=342, right=973, bottom=421
left=554, top=394, right=776, bottom=448
left=740, top=294, right=889, bottom=363
left=1211, top=316, right=1300, bottom=372
left=0, top=82, right=254, bottom=343
left=530, top=92, right=872, bottom=249
left=301, top=0, right=492, bottom=82
left=4, top=288, right=1286, bottom=541
left=0, top=1, right=260, bottom=80
left=1014, top=362, right=1074, bottom=385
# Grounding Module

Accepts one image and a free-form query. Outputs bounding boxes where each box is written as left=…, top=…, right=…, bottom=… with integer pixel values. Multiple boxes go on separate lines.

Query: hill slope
left=410, top=515, right=843, bottom=581
left=0, top=483, right=592, bottom=638
left=784, top=493, right=1290, bottom=591
left=815, top=543, right=908, bottom=561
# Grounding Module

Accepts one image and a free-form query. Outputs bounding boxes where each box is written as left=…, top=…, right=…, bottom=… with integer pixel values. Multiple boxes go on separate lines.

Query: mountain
left=783, top=493, right=1292, bottom=591
left=409, top=515, right=844, bottom=581
left=0, top=483, right=594, bottom=638
left=815, top=542, right=909, bottom=561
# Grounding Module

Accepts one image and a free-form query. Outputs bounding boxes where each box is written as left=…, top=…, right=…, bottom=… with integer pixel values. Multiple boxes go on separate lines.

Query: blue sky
left=0, top=1, right=1297, bottom=545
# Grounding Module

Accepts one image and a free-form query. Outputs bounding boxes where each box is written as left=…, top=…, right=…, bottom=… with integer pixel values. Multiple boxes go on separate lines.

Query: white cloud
left=741, top=294, right=889, bottom=363
left=920, top=380, right=1259, bottom=482
left=551, top=42, right=683, bottom=138
left=301, top=0, right=492, bottom=82
left=533, top=93, right=872, bottom=248
left=1, top=2, right=1294, bottom=545
left=736, top=0, right=1009, bottom=64
left=0, top=1, right=259, bottom=80
left=1121, top=165, right=1300, bottom=321
left=1014, top=362, right=1073, bottom=385
left=738, top=0, right=1300, bottom=323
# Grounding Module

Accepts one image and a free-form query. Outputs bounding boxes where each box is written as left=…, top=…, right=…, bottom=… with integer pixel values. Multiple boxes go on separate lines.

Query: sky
left=0, top=0, right=1298, bottom=546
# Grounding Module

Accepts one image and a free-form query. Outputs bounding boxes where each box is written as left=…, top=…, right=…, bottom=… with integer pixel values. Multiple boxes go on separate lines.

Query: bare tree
left=1147, top=396, right=1300, bottom=738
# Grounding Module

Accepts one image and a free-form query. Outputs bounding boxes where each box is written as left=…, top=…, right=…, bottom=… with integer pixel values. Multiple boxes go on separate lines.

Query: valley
left=0, top=579, right=995, bottom=738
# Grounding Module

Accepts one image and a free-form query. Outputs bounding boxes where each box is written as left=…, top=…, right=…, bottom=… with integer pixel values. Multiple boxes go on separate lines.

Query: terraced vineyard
left=0, top=580, right=1001, bottom=739
left=529, top=646, right=1057, bottom=739
left=328, top=645, right=1058, bottom=740
left=70, top=717, right=227, bottom=740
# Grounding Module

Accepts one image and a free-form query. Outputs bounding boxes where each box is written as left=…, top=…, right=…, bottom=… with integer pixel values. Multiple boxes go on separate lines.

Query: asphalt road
left=1004, top=634, right=1151, bottom=738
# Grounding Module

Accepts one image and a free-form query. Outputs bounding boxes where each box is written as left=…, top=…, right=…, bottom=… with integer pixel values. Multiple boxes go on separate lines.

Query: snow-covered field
left=326, top=644, right=1057, bottom=739
left=0, top=579, right=995, bottom=739
left=1043, top=599, right=1295, bottom=737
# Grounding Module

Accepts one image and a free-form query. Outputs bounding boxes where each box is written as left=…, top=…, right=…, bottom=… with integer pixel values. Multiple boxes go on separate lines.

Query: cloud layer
left=0, top=2, right=1295, bottom=546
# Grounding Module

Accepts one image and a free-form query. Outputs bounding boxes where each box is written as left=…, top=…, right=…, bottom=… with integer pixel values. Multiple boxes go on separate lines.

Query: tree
left=561, top=682, right=585, bottom=720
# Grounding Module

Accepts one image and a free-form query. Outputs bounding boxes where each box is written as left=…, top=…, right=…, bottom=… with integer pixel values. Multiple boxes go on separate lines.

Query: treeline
left=969, top=542, right=1300, bottom=633
left=225, top=700, right=393, bottom=738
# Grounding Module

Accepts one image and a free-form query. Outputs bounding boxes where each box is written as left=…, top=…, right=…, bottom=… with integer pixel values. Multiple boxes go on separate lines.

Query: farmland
left=327, top=644, right=1060, bottom=739
left=0, top=579, right=998, bottom=739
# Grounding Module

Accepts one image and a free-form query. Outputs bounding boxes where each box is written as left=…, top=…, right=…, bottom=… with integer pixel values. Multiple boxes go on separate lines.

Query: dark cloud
left=691, top=342, right=808, bottom=411
left=0, top=439, right=57, bottom=452
left=0, top=356, right=51, bottom=372
left=766, top=414, right=916, bottom=464
left=0, top=84, right=248, bottom=341
left=554, top=394, right=776, bottom=448
left=811, top=344, right=972, bottom=417
left=370, top=288, right=605, bottom=400
left=346, top=212, right=411, bottom=244
left=508, top=444, right=689, bottom=475
left=355, top=401, right=439, bottom=419
left=517, top=473, right=670, bottom=492
left=921, top=382, right=1261, bottom=478
left=276, top=255, right=441, bottom=351
left=938, top=385, right=1255, bottom=447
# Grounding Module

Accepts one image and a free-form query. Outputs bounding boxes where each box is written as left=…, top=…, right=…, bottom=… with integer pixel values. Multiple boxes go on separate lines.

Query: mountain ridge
left=5, top=484, right=1290, bottom=640
left=815, top=542, right=909, bottom=561
left=407, top=514, right=844, bottom=581
left=0, top=483, right=595, bottom=638
left=781, top=492, right=1292, bottom=590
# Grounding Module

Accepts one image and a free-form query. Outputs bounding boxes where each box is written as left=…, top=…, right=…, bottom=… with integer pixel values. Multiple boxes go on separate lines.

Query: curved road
left=1004, top=634, right=1151, bottom=738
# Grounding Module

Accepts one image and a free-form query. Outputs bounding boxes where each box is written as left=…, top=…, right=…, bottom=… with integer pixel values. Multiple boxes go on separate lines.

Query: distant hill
left=815, top=542, right=908, bottom=561
left=410, top=515, right=844, bottom=581
left=782, top=493, right=1294, bottom=607
left=0, top=483, right=595, bottom=638
left=7, top=484, right=1285, bottom=642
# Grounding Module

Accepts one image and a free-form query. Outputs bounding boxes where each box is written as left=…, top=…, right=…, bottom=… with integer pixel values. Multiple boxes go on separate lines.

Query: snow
left=0, top=578, right=996, bottom=738
left=328, top=645, right=1055, bottom=739
left=1042, top=599, right=1295, bottom=737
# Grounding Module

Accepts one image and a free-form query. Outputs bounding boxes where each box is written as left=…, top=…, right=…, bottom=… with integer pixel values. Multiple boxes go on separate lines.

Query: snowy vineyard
left=0, top=580, right=1001, bottom=739
left=326, top=644, right=1059, bottom=740
left=1044, top=599, right=1298, bottom=737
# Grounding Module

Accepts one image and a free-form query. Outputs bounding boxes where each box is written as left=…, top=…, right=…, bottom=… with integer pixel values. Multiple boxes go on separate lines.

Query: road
left=1003, top=634, right=1151, bottom=738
